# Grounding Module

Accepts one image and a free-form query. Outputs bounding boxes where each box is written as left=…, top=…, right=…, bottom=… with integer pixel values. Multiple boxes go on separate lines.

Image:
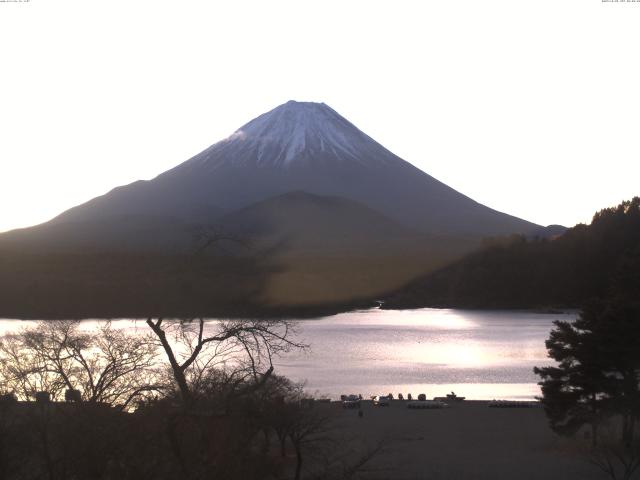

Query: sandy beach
left=320, top=400, right=601, bottom=480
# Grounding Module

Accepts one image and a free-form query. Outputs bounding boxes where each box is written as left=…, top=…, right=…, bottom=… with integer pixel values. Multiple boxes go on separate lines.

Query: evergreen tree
left=535, top=299, right=640, bottom=446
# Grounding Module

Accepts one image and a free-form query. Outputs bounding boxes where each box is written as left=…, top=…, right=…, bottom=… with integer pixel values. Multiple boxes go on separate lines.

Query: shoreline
left=0, top=305, right=580, bottom=322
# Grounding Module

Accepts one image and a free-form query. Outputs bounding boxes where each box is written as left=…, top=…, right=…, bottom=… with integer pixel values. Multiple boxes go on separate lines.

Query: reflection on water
left=273, top=308, right=575, bottom=401
left=0, top=308, right=575, bottom=400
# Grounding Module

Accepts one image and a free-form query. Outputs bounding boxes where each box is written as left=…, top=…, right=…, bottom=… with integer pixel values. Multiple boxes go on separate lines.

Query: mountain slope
left=218, top=191, right=428, bottom=255
left=0, top=214, right=197, bottom=253
left=40, top=100, right=538, bottom=242
left=212, top=191, right=475, bottom=308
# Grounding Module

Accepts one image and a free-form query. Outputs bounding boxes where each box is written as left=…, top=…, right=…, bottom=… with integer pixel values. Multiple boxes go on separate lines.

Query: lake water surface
left=0, top=308, right=575, bottom=401
left=274, top=308, right=575, bottom=401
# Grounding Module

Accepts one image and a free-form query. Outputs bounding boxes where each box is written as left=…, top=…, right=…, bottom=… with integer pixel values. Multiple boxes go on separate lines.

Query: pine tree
left=535, top=299, right=640, bottom=447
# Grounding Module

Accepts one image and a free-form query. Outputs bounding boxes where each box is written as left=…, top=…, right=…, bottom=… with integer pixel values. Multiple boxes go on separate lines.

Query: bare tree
left=0, top=334, right=66, bottom=401
left=0, top=321, right=163, bottom=410
left=145, top=317, right=305, bottom=407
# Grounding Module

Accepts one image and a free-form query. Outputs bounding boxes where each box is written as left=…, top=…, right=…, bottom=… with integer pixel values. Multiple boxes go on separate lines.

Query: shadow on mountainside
left=0, top=233, right=476, bottom=320
left=0, top=249, right=285, bottom=319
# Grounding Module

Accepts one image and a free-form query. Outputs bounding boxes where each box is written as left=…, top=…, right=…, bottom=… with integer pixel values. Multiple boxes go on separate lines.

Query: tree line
left=385, top=197, right=640, bottom=309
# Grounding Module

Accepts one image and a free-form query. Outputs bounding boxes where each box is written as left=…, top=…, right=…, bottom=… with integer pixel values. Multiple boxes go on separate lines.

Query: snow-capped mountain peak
left=194, top=100, right=398, bottom=169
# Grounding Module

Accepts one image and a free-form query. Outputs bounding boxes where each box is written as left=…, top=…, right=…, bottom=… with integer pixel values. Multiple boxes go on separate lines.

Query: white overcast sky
left=1, top=0, right=638, bottom=233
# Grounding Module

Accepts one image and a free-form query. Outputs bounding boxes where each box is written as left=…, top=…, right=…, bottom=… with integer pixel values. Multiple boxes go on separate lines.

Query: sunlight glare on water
left=0, top=308, right=575, bottom=400
left=272, top=308, right=575, bottom=400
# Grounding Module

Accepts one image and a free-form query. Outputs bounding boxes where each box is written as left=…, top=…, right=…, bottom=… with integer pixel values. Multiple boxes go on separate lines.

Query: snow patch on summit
left=220, top=101, right=387, bottom=167
left=180, top=100, right=401, bottom=173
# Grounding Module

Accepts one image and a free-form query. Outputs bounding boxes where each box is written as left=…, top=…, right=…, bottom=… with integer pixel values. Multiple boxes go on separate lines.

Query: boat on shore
left=434, top=391, right=466, bottom=403
left=340, top=394, right=361, bottom=408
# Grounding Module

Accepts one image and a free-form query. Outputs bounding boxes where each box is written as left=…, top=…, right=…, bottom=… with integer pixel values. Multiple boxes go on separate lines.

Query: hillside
left=383, top=198, right=640, bottom=310
left=218, top=191, right=429, bottom=255
left=0, top=192, right=476, bottom=317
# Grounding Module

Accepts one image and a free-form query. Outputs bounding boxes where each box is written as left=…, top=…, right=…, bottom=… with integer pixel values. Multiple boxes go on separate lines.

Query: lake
left=0, top=308, right=575, bottom=400
left=274, top=308, right=575, bottom=401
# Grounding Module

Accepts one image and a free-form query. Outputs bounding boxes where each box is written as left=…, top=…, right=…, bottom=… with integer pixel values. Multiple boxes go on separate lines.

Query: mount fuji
left=0, top=101, right=546, bottom=313
left=5, top=100, right=537, bottom=250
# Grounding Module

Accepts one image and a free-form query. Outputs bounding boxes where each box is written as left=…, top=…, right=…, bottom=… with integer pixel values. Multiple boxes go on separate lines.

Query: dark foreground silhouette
left=0, top=243, right=476, bottom=320
left=0, top=318, right=381, bottom=480
left=0, top=250, right=383, bottom=319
